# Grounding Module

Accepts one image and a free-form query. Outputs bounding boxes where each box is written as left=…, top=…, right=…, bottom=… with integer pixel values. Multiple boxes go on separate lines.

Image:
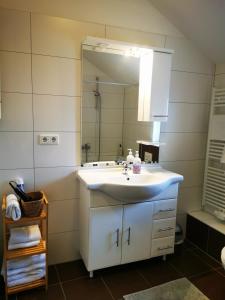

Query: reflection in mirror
left=81, top=46, right=153, bottom=163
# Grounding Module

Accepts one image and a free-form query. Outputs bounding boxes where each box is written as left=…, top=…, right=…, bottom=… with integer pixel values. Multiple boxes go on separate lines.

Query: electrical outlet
left=39, top=134, right=59, bottom=145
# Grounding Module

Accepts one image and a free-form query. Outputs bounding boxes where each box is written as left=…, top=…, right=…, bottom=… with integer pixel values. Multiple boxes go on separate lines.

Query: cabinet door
left=151, top=52, right=172, bottom=121
left=121, top=202, right=153, bottom=264
left=89, top=206, right=123, bottom=270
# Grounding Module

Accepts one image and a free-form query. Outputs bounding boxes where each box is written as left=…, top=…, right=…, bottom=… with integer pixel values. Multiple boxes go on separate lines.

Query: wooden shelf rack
left=2, top=192, right=48, bottom=299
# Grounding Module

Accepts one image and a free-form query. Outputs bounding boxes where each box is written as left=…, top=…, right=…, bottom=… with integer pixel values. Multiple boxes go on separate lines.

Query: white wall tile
left=32, top=54, right=81, bottom=96
left=165, top=37, right=214, bottom=74
left=0, top=169, right=34, bottom=199
left=49, top=199, right=78, bottom=234
left=0, top=93, right=33, bottom=131
left=101, top=138, right=123, bottom=155
left=35, top=167, right=77, bottom=201
left=0, top=8, right=31, bottom=52
left=48, top=230, right=80, bottom=265
left=101, top=93, right=124, bottom=109
left=160, top=103, right=209, bottom=133
left=170, top=71, right=212, bottom=103
left=124, top=86, right=138, bottom=109
left=215, top=64, right=225, bottom=75
left=0, top=132, right=33, bottom=169
left=161, top=160, right=205, bottom=188
left=101, top=109, right=123, bottom=123
left=31, top=13, right=105, bottom=59
left=82, top=123, right=96, bottom=138
left=106, top=25, right=165, bottom=48
left=214, top=74, right=225, bottom=88
left=101, top=123, right=123, bottom=139
left=159, top=133, right=207, bottom=162
left=0, top=51, right=32, bottom=93
left=34, top=132, right=80, bottom=167
left=124, top=109, right=138, bottom=124
left=33, top=94, right=80, bottom=132
left=177, top=186, right=202, bottom=214
left=82, top=108, right=97, bottom=123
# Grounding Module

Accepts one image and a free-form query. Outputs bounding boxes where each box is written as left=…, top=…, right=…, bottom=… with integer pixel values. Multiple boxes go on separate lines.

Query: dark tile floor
left=1, top=240, right=225, bottom=300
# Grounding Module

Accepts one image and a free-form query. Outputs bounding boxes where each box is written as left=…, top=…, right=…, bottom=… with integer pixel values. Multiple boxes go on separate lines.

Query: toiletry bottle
left=126, top=149, right=134, bottom=164
left=133, top=151, right=141, bottom=174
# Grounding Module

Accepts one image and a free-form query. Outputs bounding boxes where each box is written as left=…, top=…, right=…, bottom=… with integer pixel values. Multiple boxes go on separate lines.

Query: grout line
left=187, top=269, right=213, bottom=280
left=164, top=35, right=167, bottom=48
left=55, top=267, right=67, bottom=300
left=33, top=92, right=81, bottom=98
left=0, top=49, right=31, bottom=55
left=54, top=265, right=62, bottom=283
left=60, top=275, right=89, bottom=284
left=101, top=276, right=115, bottom=300
left=1, top=91, right=81, bottom=98
left=136, top=269, right=151, bottom=286
left=32, top=52, right=80, bottom=61
left=55, top=265, right=67, bottom=300
left=171, top=69, right=214, bottom=76
left=160, top=131, right=208, bottom=134
left=29, top=12, right=36, bottom=190
left=169, top=101, right=211, bottom=105
left=104, top=24, right=107, bottom=38
left=1, top=91, right=32, bottom=95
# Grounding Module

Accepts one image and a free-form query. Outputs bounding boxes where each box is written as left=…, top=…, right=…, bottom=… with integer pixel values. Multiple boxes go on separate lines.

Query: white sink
left=77, top=166, right=183, bottom=201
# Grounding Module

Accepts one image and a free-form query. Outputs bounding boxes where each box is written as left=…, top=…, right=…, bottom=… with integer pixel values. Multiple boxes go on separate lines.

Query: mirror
left=81, top=44, right=154, bottom=164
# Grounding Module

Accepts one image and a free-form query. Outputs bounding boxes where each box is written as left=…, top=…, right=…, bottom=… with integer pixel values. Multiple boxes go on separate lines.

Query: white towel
left=6, top=194, right=21, bottom=221
left=9, top=225, right=41, bottom=244
left=8, top=267, right=45, bottom=282
left=7, top=268, right=45, bottom=287
left=7, top=262, right=45, bottom=277
left=7, top=254, right=45, bottom=270
left=8, top=240, right=40, bottom=250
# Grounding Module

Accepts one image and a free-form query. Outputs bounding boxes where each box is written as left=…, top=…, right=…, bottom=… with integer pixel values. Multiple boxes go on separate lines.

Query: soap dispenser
left=126, top=149, right=134, bottom=164
left=133, top=151, right=141, bottom=174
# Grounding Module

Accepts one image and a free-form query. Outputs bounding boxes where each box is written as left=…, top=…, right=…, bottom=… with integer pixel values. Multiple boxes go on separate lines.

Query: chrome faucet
left=122, top=162, right=131, bottom=176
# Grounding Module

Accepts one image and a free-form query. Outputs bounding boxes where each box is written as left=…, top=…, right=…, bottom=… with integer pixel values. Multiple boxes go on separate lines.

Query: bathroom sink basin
left=77, top=166, right=183, bottom=202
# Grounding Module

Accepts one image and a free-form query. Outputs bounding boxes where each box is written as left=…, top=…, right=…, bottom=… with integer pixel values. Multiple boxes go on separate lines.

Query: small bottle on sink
left=126, top=149, right=134, bottom=164
left=133, top=151, right=141, bottom=174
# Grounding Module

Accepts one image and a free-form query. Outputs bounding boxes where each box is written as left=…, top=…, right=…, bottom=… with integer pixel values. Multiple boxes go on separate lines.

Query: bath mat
left=123, top=278, right=209, bottom=300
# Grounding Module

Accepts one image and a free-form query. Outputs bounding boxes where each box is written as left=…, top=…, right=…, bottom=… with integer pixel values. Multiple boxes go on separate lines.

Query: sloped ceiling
left=150, top=0, right=225, bottom=64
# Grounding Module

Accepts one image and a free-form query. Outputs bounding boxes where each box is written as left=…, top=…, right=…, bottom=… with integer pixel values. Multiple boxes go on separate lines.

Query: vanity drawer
left=152, top=218, right=176, bottom=239
left=153, top=199, right=177, bottom=220
left=151, top=236, right=174, bottom=257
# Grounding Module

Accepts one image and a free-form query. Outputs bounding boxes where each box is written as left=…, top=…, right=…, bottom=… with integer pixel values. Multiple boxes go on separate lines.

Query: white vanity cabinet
left=78, top=181, right=178, bottom=276
left=89, top=206, right=123, bottom=270
left=86, top=202, right=153, bottom=271
left=121, top=202, right=153, bottom=264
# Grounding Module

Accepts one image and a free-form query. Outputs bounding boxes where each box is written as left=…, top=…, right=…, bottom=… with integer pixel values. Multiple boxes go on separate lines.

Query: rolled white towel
left=7, top=254, right=45, bottom=270
left=7, top=262, right=46, bottom=277
left=6, top=194, right=21, bottom=221
left=9, top=225, right=41, bottom=244
left=7, top=268, right=45, bottom=287
left=8, top=239, right=40, bottom=250
left=8, top=267, right=45, bottom=283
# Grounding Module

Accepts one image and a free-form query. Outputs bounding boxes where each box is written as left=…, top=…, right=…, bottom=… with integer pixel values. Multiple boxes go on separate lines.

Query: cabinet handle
left=158, top=208, right=174, bottom=213
left=157, top=245, right=173, bottom=251
left=116, top=228, right=119, bottom=247
left=158, top=227, right=174, bottom=232
left=127, top=227, right=131, bottom=245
